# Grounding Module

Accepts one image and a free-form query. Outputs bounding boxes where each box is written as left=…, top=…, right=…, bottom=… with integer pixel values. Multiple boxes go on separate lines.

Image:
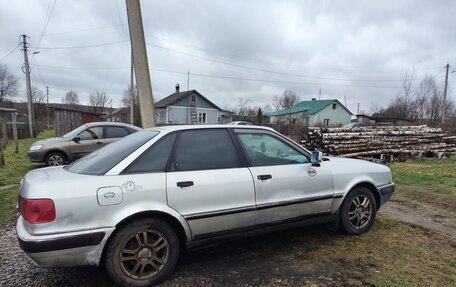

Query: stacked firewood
left=301, top=125, right=456, bottom=161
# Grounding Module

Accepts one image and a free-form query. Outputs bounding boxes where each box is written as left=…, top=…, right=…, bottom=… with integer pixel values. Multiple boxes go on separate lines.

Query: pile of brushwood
left=301, top=125, right=456, bottom=162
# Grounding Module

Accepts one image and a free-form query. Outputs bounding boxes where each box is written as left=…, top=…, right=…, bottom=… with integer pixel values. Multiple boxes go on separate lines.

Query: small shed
left=50, top=105, right=104, bottom=136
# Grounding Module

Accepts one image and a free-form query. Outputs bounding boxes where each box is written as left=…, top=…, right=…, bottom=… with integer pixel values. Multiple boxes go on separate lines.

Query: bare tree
left=89, top=90, right=110, bottom=114
left=62, top=90, right=80, bottom=105
left=121, top=85, right=141, bottom=126
left=31, top=86, right=45, bottom=104
left=273, top=90, right=300, bottom=111
left=280, top=90, right=300, bottom=109
left=0, top=63, right=18, bottom=103
left=236, top=97, right=251, bottom=117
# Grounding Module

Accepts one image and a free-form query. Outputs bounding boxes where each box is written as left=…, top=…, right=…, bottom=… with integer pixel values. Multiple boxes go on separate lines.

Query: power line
left=30, top=39, right=129, bottom=50
left=114, top=0, right=127, bottom=36
left=146, top=41, right=432, bottom=82
left=34, top=0, right=57, bottom=52
left=30, top=63, right=129, bottom=70
left=0, top=44, right=20, bottom=62
left=153, top=68, right=402, bottom=89
left=32, top=25, right=124, bottom=37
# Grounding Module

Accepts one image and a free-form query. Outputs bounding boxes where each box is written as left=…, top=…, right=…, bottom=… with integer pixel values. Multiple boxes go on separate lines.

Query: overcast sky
left=0, top=0, right=455, bottom=113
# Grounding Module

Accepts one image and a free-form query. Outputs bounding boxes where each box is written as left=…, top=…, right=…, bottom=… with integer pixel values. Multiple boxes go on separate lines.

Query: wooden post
left=12, top=112, right=18, bottom=154
left=1, top=120, right=7, bottom=148
left=0, top=118, right=5, bottom=168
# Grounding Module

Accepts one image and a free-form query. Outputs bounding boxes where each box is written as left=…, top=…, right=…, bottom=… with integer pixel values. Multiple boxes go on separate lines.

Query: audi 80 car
left=17, top=125, right=395, bottom=286
left=27, top=122, right=141, bottom=166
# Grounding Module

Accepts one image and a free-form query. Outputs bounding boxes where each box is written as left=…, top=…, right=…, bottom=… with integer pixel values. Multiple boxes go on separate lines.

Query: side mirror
left=311, top=151, right=322, bottom=166
left=72, top=136, right=80, bottom=143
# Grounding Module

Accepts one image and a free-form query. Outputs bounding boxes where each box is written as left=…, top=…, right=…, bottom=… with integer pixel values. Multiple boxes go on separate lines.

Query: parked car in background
left=17, top=125, right=394, bottom=286
left=343, top=123, right=366, bottom=128
left=27, top=122, right=141, bottom=166
left=227, top=121, right=253, bottom=125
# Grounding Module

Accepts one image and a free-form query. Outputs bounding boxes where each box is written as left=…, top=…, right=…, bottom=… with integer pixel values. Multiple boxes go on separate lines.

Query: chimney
left=312, top=98, right=316, bottom=101
left=175, top=83, right=180, bottom=93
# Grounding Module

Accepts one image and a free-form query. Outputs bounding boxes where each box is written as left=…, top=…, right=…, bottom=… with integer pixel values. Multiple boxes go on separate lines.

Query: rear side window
left=124, top=133, right=177, bottom=173
left=173, top=129, right=240, bottom=171
left=105, top=126, right=130, bottom=138
left=78, top=127, right=103, bottom=140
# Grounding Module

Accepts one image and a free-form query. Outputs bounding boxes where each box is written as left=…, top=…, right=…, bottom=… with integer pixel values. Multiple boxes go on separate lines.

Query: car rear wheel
left=45, top=151, right=66, bottom=166
left=105, top=218, right=179, bottom=287
left=340, top=186, right=377, bottom=235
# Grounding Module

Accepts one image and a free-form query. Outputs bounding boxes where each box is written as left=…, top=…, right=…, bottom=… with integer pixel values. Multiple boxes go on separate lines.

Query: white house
left=154, top=84, right=233, bottom=125
left=267, top=99, right=353, bottom=126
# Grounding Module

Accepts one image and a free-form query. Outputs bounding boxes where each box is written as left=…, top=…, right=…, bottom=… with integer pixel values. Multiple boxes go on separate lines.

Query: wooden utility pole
left=125, top=0, right=156, bottom=128
left=12, top=112, right=18, bottom=154
left=21, top=34, right=35, bottom=137
left=442, top=63, right=449, bottom=124
left=46, top=86, right=50, bottom=129
left=187, top=69, right=190, bottom=91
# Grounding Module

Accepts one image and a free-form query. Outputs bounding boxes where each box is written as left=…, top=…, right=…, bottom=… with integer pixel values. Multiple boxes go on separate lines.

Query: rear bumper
left=378, top=182, right=395, bottom=206
left=16, top=217, right=114, bottom=267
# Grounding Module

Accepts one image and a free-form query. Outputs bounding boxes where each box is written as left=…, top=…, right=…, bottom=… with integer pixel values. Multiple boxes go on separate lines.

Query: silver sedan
left=17, top=125, right=395, bottom=286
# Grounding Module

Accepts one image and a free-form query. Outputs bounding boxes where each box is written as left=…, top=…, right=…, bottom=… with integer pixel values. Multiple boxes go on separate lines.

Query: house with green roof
left=267, top=99, right=353, bottom=126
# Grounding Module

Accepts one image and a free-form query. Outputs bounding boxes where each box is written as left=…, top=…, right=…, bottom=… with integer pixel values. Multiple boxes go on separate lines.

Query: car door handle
left=96, top=141, right=103, bottom=145
left=257, top=174, right=272, bottom=180
left=177, top=181, right=194, bottom=188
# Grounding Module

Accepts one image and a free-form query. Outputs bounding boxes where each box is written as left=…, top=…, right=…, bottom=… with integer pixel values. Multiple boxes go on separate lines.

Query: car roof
left=83, top=122, right=142, bottom=130
left=144, top=124, right=274, bottom=133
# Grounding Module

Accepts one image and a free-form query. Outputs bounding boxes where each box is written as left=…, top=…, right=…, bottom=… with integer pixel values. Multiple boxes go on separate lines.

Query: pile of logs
left=301, top=125, right=456, bottom=161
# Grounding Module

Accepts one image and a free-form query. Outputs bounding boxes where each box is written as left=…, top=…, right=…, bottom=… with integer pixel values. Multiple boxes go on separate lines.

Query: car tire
left=105, top=218, right=180, bottom=287
left=44, top=151, right=67, bottom=166
left=340, top=186, right=377, bottom=235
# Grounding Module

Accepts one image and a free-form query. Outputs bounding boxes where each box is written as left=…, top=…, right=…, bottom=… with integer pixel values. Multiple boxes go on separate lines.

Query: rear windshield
left=65, top=130, right=159, bottom=175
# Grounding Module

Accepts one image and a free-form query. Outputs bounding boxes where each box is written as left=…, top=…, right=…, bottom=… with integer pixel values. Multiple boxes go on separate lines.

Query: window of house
left=105, top=126, right=129, bottom=138
left=198, top=112, right=207, bottom=124
left=173, top=130, right=240, bottom=171
left=236, top=132, right=308, bottom=167
left=159, top=110, right=166, bottom=123
left=324, top=119, right=330, bottom=126
left=332, top=103, right=337, bottom=110
left=190, top=94, right=197, bottom=103
left=124, top=133, right=177, bottom=173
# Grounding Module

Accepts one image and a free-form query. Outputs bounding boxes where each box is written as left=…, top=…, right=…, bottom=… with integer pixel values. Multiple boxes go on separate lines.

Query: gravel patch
left=0, top=219, right=341, bottom=287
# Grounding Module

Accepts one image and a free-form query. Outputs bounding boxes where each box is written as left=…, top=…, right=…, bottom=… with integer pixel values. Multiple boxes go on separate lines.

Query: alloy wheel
left=347, top=195, right=372, bottom=229
left=119, top=229, right=169, bottom=279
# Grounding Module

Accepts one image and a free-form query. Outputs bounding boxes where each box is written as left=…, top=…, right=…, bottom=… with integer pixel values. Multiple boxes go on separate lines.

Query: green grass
left=0, top=130, right=55, bottom=186
left=390, top=157, right=456, bottom=199
left=299, top=216, right=456, bottom=286
left=0, top=186, right=19, bottom=225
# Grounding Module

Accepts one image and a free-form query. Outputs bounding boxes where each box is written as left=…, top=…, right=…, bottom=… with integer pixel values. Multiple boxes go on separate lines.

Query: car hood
left=31, top=137, right=69, bottom=146
left=324, top=156, right=392, bottom=186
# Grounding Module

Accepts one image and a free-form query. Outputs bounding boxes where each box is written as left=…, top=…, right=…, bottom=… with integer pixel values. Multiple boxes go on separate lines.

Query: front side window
left=236, top=132, right=308, bottom=167
left=198, top=112, right=207, bottom=124
left=105, top=126, right=129, bottom=138
left=78, top=127, right=103, bottom=140
left=124, top=133, right=177, bottom=173
left=173, top=129, right=240, bottom=171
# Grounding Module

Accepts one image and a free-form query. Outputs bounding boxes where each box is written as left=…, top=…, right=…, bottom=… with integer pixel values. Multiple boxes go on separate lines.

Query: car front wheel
left=340, top=186, right=377, bottom=235
left=45, top=151, right=66, bottom=166
left=105, top=218, right=179, bottom=287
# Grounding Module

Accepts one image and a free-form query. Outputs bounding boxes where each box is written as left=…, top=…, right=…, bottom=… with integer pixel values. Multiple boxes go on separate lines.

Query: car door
left=104, top=125, right=131, bottom=145
left=69, top=126, right=104, bottom=160
left=166, top=129, right=256, bottom=239
left=234, top=129, right=334, bottom=225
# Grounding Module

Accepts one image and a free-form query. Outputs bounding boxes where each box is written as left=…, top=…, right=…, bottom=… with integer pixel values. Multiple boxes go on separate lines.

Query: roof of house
left=155, top=89, right=222, bottom=110
left=48, top=104, right=106, bottom=115
left=267, top=99, right=352, bottom=116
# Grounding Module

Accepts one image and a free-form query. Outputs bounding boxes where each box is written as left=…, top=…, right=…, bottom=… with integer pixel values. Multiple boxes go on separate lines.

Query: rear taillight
left=19, top=197, right=56, bottom=224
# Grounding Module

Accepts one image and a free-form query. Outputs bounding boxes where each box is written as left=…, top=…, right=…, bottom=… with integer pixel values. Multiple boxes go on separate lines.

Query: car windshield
left=62, top=125, right=88, bottom=138
left=65, top=130, right=159, bottom=175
